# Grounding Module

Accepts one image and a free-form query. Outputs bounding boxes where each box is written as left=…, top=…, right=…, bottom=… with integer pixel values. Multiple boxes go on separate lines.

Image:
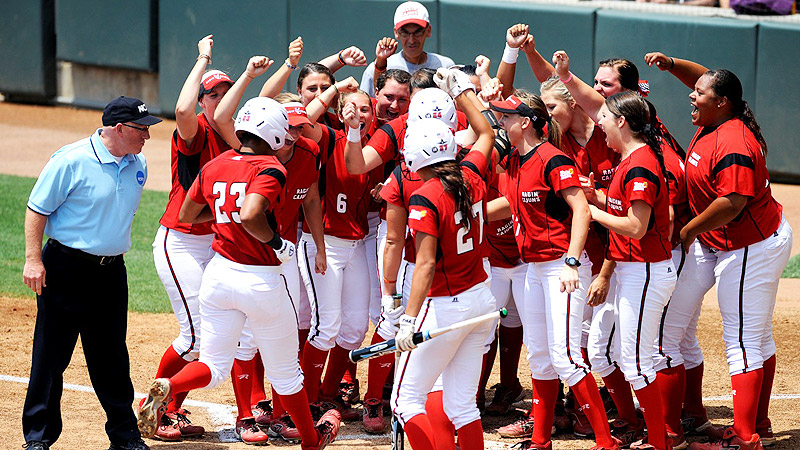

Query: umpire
left=21, top=97, right=161, bottom=450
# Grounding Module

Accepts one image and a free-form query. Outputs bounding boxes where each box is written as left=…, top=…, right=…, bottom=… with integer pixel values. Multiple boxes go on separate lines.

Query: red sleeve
left=545, top=152, right=581, bottom=193
left=317, top=125, right=338, bottom=164
left=713, top=137, right=756, bottom=198
left=381, top=166, right=404, bottom=208
left=663, top=147, right=686, bottom=206
left=174, top=125, right=208, bottom=156
left=248, top=165, right=287, bottom=206
left=623, top=166, right=661, bottom=207
left=408, top=190, right=440, bottom=238
left=367, top=123, right=400, bottom=163
left=459, top=150, right=489, bottom=181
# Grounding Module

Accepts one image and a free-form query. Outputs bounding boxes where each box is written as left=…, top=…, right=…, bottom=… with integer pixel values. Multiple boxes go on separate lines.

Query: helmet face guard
left=235, top=97, right=290, bottom=150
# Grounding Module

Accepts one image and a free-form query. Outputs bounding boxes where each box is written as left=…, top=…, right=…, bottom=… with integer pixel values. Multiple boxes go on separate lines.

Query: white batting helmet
left=407, top=88, right=458, bottom=131
left=403, top=118, right=456, bottom=172
left=235, top=97, right=290, bottom=150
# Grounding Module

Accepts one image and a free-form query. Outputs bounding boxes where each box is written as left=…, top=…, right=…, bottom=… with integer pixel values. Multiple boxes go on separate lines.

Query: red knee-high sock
left=320, top=345, right=351, bottom=399
left=571, top=374, right=614, bottom=447
left=231, top=358, right=256, bottom=420
left=169, top=361, right=213, bottom=396
left=365, top=334, right=395, bottom=401
left=477, top=335, right=498, bottom=403
left=251, top=352, right=267, bottom=406
left=499, top=325, right=523, bottom=387
left=298, top=329, right=310, bottom=359
left=731, top=369, right=763, bottom=440
left=272, top=386, right=286, bottom=418
left=683, top=363, right=707, bottom=419
left=156, top=345, right=191, bottom=378
left=341, top=360, right=357, bottom=385
left=657, top=365, right=686, bottom=437
left=531, top=378, right=559, bottom=445
left=756, top=354, right=776, bottom=431
left=280, top=389, right=320, bottom=450
left=603, top=368, right=640, bottom=426
left=456, top=419, right=484, bottom=450
left=426, top=390, right=456, bottom=450
left=635, top=379, right=667, bottom=450
left=404, top=414, right=436, bottom=450
left=301, top=342, right=328, bottom=403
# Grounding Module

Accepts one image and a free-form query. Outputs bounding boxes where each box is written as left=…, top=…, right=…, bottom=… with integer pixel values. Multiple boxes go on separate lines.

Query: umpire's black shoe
left=108, top=438, right=150, bottom=450
left=23, top=442, right=49, bottom=450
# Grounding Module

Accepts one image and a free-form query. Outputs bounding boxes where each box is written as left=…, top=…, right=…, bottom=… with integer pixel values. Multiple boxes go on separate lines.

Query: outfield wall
left=2, top=0, right=799, bottom=179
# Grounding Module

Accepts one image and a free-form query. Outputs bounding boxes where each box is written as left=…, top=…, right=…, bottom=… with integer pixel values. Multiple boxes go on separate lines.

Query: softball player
left=138, top=97, right=341, bottom=450
left=391, top=69, right=495, bottom=450
left=486, top=92, right=616, bottom=450
left=149, top=35, right=231, bottom=440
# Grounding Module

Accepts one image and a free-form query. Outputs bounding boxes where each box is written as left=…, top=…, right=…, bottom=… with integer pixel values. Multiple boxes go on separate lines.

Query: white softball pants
left=197, top=254, right=303, bottom=395
left=489, top=264, right=526, bottom=328
left=298, top=233, right=370, bottom=351
left=152, top=226, right=215, bottom=361
left=392, top=283, right=497, bottom=429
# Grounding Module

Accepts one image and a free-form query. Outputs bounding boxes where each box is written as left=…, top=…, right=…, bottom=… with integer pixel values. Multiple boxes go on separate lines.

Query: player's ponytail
left=707, top=69, right=768, bottom=155
left=430, top=161, right=473, bottom=230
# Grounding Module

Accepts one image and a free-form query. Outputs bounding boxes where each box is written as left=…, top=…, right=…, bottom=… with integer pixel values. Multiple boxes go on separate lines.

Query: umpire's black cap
left=102, top=96, right=162, bottom=126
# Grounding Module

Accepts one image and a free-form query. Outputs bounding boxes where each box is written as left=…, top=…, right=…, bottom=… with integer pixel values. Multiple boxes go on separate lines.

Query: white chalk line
left=3, top=374, right=799, bottom=443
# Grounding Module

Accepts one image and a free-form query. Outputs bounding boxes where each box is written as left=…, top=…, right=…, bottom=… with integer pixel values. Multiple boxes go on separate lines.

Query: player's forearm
left=176, top=58, right=209, bottom=118
left=665, top=57, right=709, bottom=90
left=496, top=61, right=517, bottom=100
left=24, top=208, right=47, bottom=263
left=523, top=48, right=556, bottom=83
left=567, top=204, right=590, bottom=259
left=259, top=64, right=293, bottom=98
left=302, top=191, right=326, bottom=250
left=406, top=258, right=435, bottom=317
left=344, top=141, right=368, bottom=175
left=382, top=240, right=404, bottom=295
left=597, top=259, right=616, bottom=279
left=562, top=74, right=605, bottom=122
left=682, top=194, right=746, bottom=238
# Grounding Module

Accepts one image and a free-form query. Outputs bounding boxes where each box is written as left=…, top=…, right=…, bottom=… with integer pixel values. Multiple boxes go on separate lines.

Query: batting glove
left=395, top=314, right=417, bottom=352
left=434, top=67, right=475, bottom=99
left=382, top=304, right=406, bottom=328
left=273, top=238, right=296, bottom=264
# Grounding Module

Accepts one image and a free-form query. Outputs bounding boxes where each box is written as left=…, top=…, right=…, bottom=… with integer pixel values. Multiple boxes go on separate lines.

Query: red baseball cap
left=394, top=1, right=430, bottom=30
left=199, top=70, right=233, bottom=98
left=284, top=102, right=312, bottom=127
left=489, top=95, right=547, bottom=129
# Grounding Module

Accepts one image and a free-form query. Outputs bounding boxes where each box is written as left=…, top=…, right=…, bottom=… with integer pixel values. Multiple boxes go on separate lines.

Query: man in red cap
left=360, top=1, right=454, bottom=97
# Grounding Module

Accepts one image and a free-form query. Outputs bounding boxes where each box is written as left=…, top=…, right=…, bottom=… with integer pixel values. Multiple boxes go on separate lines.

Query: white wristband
left=502, top=44, right=520, bottom=64
left=347, top=126, right=361, bottom=143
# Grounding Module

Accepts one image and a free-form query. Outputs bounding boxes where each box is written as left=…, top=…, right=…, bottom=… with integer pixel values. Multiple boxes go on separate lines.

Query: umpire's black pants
left=22, top=240, right=140, bottom=446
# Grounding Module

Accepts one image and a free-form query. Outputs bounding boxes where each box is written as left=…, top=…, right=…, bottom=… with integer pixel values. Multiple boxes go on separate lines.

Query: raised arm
left=435, top=69, right=494, bottom=165
left=371, top=38, right=399, bottom=94
left=259, top=36, right=303, bottom=98
left=214, top=56, right=274, bottom=148
left=644, top=52, right=710, bottom=90
left=175, top=34, right=215, bottom=144
left=304, top=76, right=359, bottom=144
left=552, top=50, right=606, bottom=122
left=319, top=46, right=367, bottom=74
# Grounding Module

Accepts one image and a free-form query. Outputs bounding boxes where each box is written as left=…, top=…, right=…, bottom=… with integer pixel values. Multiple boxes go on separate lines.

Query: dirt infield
left=1, top=102, right=799, bottom=449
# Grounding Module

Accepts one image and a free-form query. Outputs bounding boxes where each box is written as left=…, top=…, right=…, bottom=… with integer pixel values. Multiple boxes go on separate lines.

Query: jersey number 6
left=454, top=200, right=484, bottom=255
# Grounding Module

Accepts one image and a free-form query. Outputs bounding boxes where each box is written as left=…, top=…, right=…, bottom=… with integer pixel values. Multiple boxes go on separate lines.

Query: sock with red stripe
left=365, top=334, right=395, bottom=401
left=404, top=414, right=436, bottom=450
left=426, top=390, right=456, bottom=450
left=571, top=374, right=615, bottom=447
left=731, top=368, right=763, bottom=440
left=301, top=342, right=328, bottom=403
left=298, top=329, right=310, bottom=360
left=635, top=379, right=667, bottom=450
left=602, top=368, right=640, bottom=426
left=231, top=357, right=256, bottom=420
left=531, top=378, right=559, bottom=445
left=169, top=361, right=212, bottom=396
left=477, top=335, right=498, bottom=404
left=657, top=365, right=686, bottom=437
left=683, top=363, right=708, bottom=420
left=320, top=344, right=351, bottom=399
left=280, top=389, right=320, bottom=450
left=250, top=351, right=267, bottom=406
left=756, top=354, right=776, bottom=432
left=499, top=325, right=524, bottom=387
left=272, top=386, right=286, bottom=419
left=456, top=419, right=484, bottom=450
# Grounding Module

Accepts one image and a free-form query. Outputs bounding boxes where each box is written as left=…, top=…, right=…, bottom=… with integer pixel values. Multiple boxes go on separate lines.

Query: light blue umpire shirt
left=27, top=129, right=147, bottom=256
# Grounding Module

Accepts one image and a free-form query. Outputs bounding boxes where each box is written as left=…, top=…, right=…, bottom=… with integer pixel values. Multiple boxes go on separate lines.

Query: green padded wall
left=595, top=10, right=757, bottom=150
left=440, top=0, right=597, bottom=95
left=158, top=0, right=289, bottom=115
left=56, top=0, right=156, bottom=71
left=756, top=22, right=800, bottom=180
left=0, top=0, right=55, bottom=99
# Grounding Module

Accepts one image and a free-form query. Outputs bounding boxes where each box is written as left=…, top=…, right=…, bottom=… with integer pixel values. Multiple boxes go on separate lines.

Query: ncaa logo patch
left=136, top=171, right=145, bottom=185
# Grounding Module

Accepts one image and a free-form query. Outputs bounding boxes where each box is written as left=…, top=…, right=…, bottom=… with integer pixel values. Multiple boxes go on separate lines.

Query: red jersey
left=188, top=150, right=287, bottom=266
left=160, top=113, right=231, bottom=234
left=408, top=151, right=489, bottom=297
left=503, top=142, right=582, bottom=263
left=662, top=143, right=690, bottom=247
left=486, top=172, right=521, bottom=268
left=368, top=111, right=468, bottom=165
left=561, top=125, right=619, bottom=188
left=381, top=162, right=425, bottom=263
left=274, top=137, right=321, bottom=244
left=685, top=118, right=782, bottom=251
left=305, top=125, right=373, bottom=240
left=605, top=145, right=671, bottom=262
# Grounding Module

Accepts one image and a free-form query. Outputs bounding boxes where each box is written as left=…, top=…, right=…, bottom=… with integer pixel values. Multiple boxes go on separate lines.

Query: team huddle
left=134, top=3, right=791, bottom=450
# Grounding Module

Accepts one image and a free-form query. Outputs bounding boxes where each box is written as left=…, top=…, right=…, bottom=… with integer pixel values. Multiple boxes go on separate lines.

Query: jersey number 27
left=454, top=200, right=484, bottom=255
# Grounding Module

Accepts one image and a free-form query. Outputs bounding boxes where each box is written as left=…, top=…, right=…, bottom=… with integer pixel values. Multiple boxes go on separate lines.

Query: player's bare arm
left=301, top=182, right=327, bottom=274
left=22, top=209, right=48, bottom=295
left=553, top=50, right=606, bottom=122
left=644, top=52, right=709, bottom=90
left=679, top=193, right=747, bottom=253
left=259, top=36, right=304, bottom=99
left=240, top=193, right=279, bottom=243
left=178, top=196, right=213, bottom=224
left=214, top=56, right=274, bottom=149
left=561, top=186, right=591, bottom=293
left=587, top=259, right=617, bottom=307
left=382, top=202, right=408, bottom=296
left=486, top=196, right=511, bottom=222
left=407, top=231, right=437, bottom=318
left=176, top=34, right=214, bottom=144
left=319, top=45, right=367, bottom=73
left=304, top=76, right=359, bottom=144
left=590, top=199, right=653, bottom=240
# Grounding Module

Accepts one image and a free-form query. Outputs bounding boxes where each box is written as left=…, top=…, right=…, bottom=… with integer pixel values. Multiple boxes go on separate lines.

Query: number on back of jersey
left=454, top=200, right=484, bottom=255
left=213, top=181, right=247, bottom=224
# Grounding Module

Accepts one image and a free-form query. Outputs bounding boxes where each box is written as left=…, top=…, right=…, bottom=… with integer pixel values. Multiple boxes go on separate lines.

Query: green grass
left=0, top=174, right=172, bottom=313
left=782, top=254, right=800, bottom=279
